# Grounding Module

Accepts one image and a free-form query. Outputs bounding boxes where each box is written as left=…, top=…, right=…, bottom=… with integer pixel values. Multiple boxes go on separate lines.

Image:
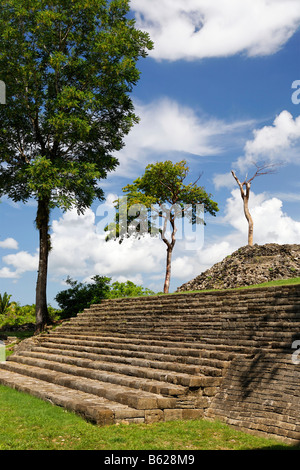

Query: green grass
left=242, top=277, right=300, bottom=288
left=0, top=385, right=298, bottom=450
left=170, top=277, right=300, bottom=296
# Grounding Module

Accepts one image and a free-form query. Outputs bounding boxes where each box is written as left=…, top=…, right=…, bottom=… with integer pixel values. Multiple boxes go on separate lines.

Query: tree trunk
left=35, top=197, right=52, bottom=334
left=164, top=246, right=173, bottom=294
left=162, top=211, right=176, bottom=294
left=231, top=171, right=254, bottom=247
left=243, top=194, right=254, bottom=246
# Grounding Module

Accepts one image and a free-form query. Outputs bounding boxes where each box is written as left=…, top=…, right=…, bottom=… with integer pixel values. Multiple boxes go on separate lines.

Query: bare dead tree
left=231, top=162, right=279, bottom=246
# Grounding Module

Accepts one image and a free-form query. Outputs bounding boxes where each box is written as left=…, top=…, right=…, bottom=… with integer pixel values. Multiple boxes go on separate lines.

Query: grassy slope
left=171, top=277, right=300, bottom=296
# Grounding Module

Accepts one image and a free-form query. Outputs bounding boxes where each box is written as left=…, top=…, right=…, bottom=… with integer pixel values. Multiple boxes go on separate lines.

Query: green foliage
left=0, top=0, right=153, bottom=210
left=107, top=280, right=156, bottom=299
left=105, top=160, right=219, bottom=293
left=123, top=159, right=219, bottom=215
left=0, top=302, right=60, bottom=329
left=55, top=276, right=156, bottom=319
left=55, top=275, right=111, bottom=319
left=106, top=160, right=219, bottom=241
left=0, top=292, right=12, bottom=315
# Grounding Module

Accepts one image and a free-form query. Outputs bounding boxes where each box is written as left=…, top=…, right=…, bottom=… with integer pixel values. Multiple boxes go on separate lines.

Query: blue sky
left=1, top=0, right=300, bottom=307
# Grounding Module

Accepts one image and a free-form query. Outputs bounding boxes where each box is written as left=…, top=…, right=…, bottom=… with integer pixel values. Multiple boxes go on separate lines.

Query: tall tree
left=106, top=160, right=219, bottom=293
left=0, top=0, right=153, bottom=333
left=231, top=162, right=278, bottom=246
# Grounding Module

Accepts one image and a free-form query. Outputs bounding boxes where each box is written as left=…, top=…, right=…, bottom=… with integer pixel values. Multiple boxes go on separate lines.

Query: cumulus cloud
left=0, top=250, right=38, bottom=279
left=0, top=266, right=20, bottom=279
left=213, top=172, right=236, bottom=190
left=0, top=238, right=18, bottom=250
left=115, top=98, right=253, bottom=178
left=222, top=188, right=300, bottom=244
left=132, top=0, right=300, bottom=61
left=236, top=111, right=300, bottom=171
left=48, top=206, right=166, bottom=285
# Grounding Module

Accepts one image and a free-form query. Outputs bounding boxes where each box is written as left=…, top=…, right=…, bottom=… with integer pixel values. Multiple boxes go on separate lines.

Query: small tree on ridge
left=231, top=162, right=279, bottom=246
left=106, top=160, right=219, bottom=294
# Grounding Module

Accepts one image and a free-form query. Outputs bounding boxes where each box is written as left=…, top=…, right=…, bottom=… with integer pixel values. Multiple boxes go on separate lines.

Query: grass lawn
left=172, top=277, right=300, bottom=296
left=0, top=385, right=299, bottom=451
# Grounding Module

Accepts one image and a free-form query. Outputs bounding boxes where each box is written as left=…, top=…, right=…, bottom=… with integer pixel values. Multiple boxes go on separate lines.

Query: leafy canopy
left=0, top=292, right=12, bottom=315
left=106, top=160, right=219, bottom=240
left=123, top=159, right=219, bottom=213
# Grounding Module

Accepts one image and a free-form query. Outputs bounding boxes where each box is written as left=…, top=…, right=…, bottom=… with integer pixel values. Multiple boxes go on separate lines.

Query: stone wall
left=203, top=283, right=300, bottom=443
left=207, top=350, right=300, bottom=443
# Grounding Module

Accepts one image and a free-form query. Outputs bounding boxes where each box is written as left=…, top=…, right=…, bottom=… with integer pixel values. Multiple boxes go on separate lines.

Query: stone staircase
left=0, top=285, right=299, bottom=434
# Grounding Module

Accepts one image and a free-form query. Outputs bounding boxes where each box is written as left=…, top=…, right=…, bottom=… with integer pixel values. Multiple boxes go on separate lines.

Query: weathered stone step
left=46, top=333, right=253, bottom=355
left=63, top=318, right=300, bottom=335
left=27, top=345, right=221, bottom=388
left=88, top=288, right=300, bottom=306
left=50, top=325, right=295, bottom=348
left=59, top=311, right=300, bottom=326
left=78, top=298, right=300, bottom=317
left=67, top=312, right=300, bottom=325
left=48, top=328, right=264, bottom=349
left=38, top=336, right=229, bottom=370
left=84, top=294, right=300, bottom=313
left=12, top=350, right=188, bottom=397
left=194, top=335, right=294, bottom=353
left=42, top=334, right=235, bottom=362
left=24, top=340, right=223, bottom=377
left=0, top=368, right=145, bottom=425
left=1, top=360, right=177, bottom=410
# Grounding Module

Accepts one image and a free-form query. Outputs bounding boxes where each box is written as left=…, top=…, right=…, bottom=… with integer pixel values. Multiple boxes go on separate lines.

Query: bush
left=55, top=276, right=156, bottom=319
left=0, top=292, right=12, bottom=315
left=0, top=302, right=60, bottom=330
left=107, top=280, right=156, bottom=299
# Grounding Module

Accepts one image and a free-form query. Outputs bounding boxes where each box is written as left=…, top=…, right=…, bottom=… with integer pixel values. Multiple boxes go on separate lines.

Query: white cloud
left=0, top=250, right=38, bottom=278
left=172, top=240, right=234, bottom=283
left=223, top=189, right=300, bottom=244
left=3, top=251, right=39, bottom=271
left=237, top=111, right=300, bottom=171
left=132, top=0, right=300, bottom=61
left=0, top=267, right=20, bottom=279
left=0, top=238, right=18, bottom=250
left=172, top=255, right=201, bottom=280
left=272, top=192, right=300, bottom=202
left=213, top=172, right=236, bottom=190
left=115, top=98, right=253, bottom=178
left=48, top=207, right=166, bottom=285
